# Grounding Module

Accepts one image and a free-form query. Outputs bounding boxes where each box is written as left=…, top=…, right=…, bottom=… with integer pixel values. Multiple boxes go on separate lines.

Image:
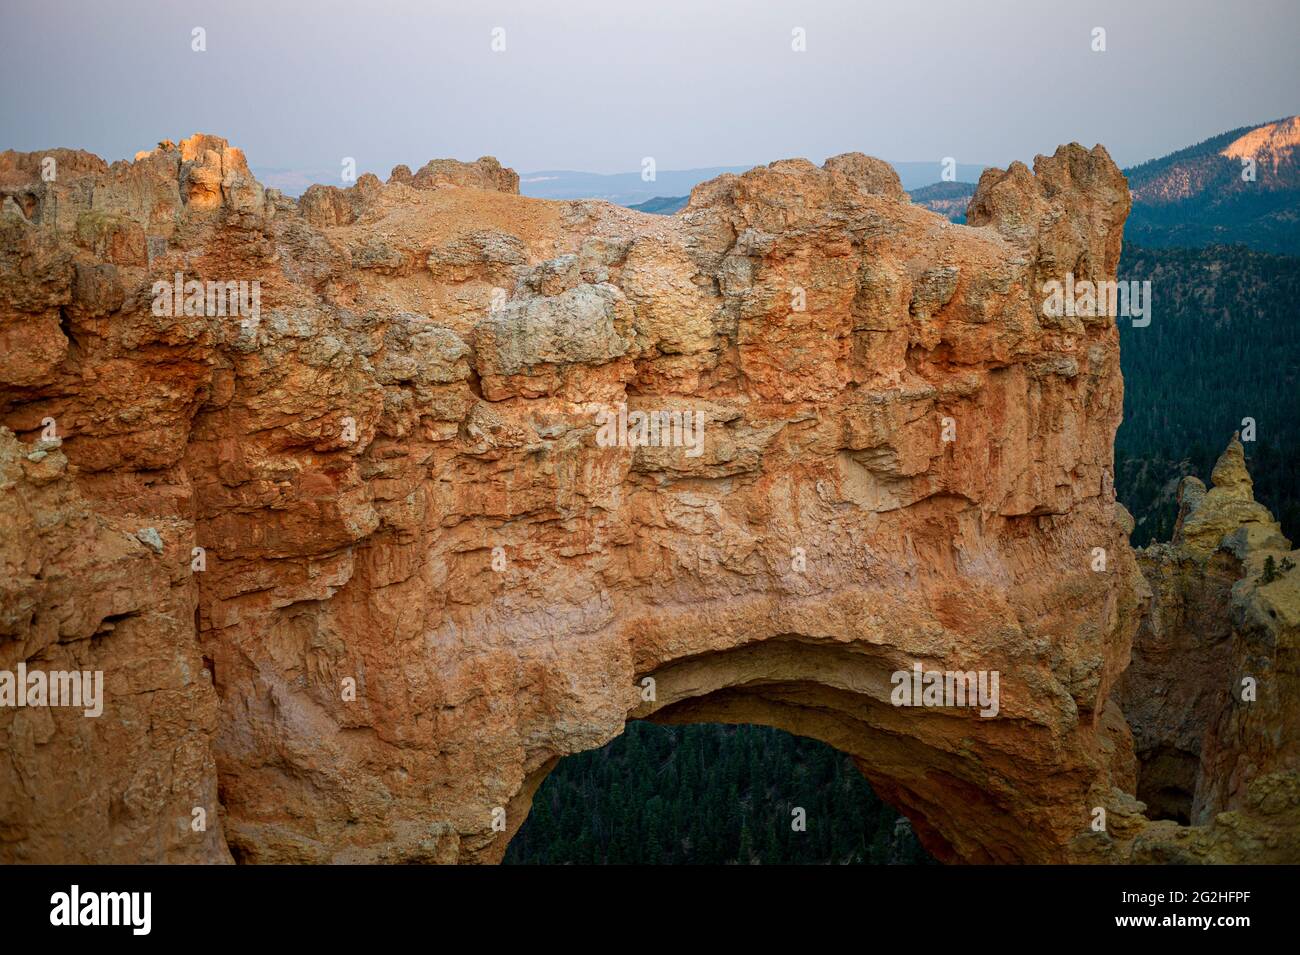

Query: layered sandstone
left=0, top=134, right=1289, bottom=864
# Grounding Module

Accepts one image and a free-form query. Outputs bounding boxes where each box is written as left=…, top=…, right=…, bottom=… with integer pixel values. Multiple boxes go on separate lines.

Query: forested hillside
left=505, top=722, right=932, bottom=865
left=1116, top=242, right=1300, bottom=545
left=1123, top=117, right=1300, bottom=254
left=628, top=195, right=688, bottom=214
left=907, top=181, right=975, bottom=222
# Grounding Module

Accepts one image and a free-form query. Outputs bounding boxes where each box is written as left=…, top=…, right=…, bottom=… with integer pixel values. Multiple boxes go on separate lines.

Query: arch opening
left=505, top=720, right=935, bottom=864
left=488, top=634, right=1108, bottom=865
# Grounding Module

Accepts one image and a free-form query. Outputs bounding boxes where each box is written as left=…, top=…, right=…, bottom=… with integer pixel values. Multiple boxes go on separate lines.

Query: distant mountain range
left=904, top=181, right=976, bottom=223
left=1114, top=117, right=1298, bottom=544
left=628, top=195, right=691, bottom=214
left=516, top=160, right=987, bottom=207
left=518, top=166, right=752, bottom=206
left=1124, top=116, right=1300, bottom=254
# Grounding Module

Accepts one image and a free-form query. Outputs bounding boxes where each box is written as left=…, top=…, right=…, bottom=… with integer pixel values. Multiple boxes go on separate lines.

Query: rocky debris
left=1115, top=436, right=1298, bottom=857
left=135, top=527, right=164, bottom=553
left=425, top=229, right=528, bottom=281
left=0, top=131, right=1285, bottom=865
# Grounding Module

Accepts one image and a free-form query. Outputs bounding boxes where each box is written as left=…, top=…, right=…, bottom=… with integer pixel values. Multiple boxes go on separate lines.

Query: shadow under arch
left=491, top=635, right=1104, bottom=865
left=505, top=717, right=933, bottom=864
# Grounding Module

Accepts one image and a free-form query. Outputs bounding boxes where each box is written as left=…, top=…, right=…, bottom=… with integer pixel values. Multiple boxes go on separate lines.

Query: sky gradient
left=2, top=0, right=1296, bottom=179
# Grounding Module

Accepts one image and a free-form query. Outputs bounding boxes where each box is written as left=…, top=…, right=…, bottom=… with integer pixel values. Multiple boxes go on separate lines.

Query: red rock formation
left=1116, top=437, right=1299, bottom=859
left=0, top=133, right=1286, bottom=864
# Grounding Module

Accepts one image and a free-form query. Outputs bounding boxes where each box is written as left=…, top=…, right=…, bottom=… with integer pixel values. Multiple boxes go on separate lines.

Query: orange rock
left=0, top=133, right=1284, bottom=864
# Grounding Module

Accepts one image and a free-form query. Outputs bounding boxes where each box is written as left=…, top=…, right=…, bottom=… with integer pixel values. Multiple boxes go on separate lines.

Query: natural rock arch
left=8, top=132, right=1265, bottom=865
left=491, top=629, right=1133, bottom=865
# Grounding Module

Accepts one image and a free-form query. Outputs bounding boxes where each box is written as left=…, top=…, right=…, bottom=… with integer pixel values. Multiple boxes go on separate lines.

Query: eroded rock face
left=0, top=132, right=1274, bottom=864
left=1116, top=437, right=1299, bottom=859
left=0, top=427, right=228, bottom=862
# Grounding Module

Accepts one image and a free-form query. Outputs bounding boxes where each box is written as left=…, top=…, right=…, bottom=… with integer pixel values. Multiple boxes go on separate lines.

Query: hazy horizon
left=2, top=0, right=1297, bottom=183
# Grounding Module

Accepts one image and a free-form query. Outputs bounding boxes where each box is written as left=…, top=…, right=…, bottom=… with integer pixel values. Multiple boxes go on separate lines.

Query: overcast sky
left=2, top=0, right=1296, bottom=176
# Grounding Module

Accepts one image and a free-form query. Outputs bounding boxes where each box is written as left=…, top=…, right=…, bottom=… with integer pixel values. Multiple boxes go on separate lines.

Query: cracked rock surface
left=1, top=134, right=1291, bottom=863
